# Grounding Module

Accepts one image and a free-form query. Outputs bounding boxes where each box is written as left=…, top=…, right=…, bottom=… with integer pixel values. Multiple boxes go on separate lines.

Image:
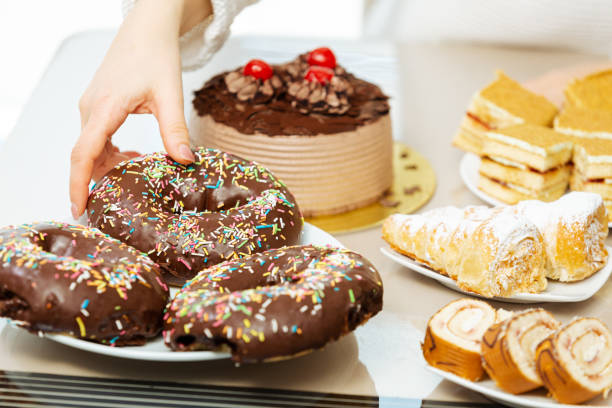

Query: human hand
left=69, top=0, right=212, bottom=219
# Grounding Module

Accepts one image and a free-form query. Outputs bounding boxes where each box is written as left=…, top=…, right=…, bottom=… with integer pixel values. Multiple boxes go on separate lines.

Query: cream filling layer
left=557, top=319, right=612, bottom=390
left=469, top=95, right=525, bottom=128
left=432, top=300, right=495, bottom=353
left=554, top=124, right=612, bottom=141
left=488, top=155, right=528, bottom=170
left=586, top=155, right=612, bottom=164
left=485, top=131, right=573, bottom=156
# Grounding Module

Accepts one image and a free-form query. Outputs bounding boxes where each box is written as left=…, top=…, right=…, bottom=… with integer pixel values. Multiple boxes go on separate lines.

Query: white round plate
left=427, top=365, right=608, bottom=407
left=459, top=153, right=612, bottom=228
left=43, top=222, right=343, bottom=361
left=381, top=245, right=612, bottom=304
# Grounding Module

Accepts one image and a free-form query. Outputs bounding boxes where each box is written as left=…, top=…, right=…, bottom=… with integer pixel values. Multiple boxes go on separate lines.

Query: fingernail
left=179, top=144, right=195, bottom=162
left=71, top=203, right=80, bottom=220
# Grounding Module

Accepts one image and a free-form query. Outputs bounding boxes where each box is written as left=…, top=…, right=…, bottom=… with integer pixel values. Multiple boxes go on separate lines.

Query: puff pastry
left=513, top=192, right=608, bottom=281
left=536, top=317, right=612, bottom=404
left=383, top=192, right=608, bottom=295
left=481, top=309, right=559, bottom=394
left=383, top=206, right=547, bottom=297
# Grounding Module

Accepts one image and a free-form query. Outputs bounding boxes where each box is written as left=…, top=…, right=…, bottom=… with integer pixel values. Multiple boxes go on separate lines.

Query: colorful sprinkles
left=163, top=244, right=383, bottom=363
left=0, top=222, right=169, bottom=345
left=87, top=148, right=303, bottom=286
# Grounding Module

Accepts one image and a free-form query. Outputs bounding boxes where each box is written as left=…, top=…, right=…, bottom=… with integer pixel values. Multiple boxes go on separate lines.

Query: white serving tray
left=37, top=222, right=343, bottom=361
left=427, top=366, right=609, bottom=407
left=381, top=245, right=612, bottom=304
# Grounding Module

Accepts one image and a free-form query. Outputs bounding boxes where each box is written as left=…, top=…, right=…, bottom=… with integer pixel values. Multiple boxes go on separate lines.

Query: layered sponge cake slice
left=453, top=71, right=558, bottom=155
left=554, top=105, right=612, bottom=140
left=571, top=138, right=612, bottom=221
left=478, top=124, right=573, bottom=204
left=565, top=69, right=612, bottom=112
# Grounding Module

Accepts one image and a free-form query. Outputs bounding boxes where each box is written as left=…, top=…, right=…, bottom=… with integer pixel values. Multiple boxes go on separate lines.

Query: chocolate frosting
left=193, top=56, right=390, bottom=136
left=87, top=148, right=303, bottom=286
left=163, top=245, right=383, bottom=363
left=0, top=222, right=169, bottom=346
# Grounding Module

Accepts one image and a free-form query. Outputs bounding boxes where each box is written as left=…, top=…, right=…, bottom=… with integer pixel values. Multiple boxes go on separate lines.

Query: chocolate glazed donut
left=163, top=245, right=383, bottom=363
left=0, top=222, right=169, bottom=346
left=87, top=148, right=303, bottom=286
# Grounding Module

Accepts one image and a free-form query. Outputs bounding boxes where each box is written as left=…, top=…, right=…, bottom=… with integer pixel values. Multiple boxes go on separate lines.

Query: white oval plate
left=381, top=245, right=612, bottom=304
left=427, top=365, right=608, bottom=407
left=43, top=222, right=343, bottom=361
left=459, top=153, right=612, bottom=228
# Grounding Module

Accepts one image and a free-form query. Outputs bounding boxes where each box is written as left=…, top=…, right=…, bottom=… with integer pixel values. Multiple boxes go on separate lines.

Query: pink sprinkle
left=178, top=258, right=192, bottom=270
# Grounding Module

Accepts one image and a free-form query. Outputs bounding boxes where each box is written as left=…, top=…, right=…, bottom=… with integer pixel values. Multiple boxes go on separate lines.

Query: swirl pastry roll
left=481, top=309, right=560, bottom=394
left=422, top=298, right=497, bottom=381
left=514, top=192, right=608, bottom=282
left=536, top=318, right=612, bottom=404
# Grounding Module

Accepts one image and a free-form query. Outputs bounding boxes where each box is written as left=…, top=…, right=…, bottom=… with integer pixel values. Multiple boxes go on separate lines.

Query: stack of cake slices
left=454, top=68, right=612, bottom=221
left=453, top=70, right=558, bottom=155
left=478, top=124, right=573, bottom=203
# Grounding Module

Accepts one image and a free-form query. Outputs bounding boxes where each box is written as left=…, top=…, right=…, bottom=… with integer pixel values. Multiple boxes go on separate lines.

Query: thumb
left=154, top=84, right=194, bottom=164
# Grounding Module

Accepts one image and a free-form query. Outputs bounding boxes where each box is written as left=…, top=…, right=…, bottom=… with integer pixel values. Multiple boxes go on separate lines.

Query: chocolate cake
left=189, top=48, right=392, bottom=217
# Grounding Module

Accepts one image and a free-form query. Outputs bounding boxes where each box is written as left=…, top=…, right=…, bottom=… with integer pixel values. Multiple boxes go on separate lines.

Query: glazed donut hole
left=158, top=177, right=255, bottom=215
left=34, top=228, right=78, bottom=256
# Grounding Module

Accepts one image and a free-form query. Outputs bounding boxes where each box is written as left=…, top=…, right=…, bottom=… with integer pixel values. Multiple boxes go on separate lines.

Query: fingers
left=91, top=149, right=138, bottom=181
left=154, top=81, right=195, bottom=165
left=70, top=103, right=127, bottom=219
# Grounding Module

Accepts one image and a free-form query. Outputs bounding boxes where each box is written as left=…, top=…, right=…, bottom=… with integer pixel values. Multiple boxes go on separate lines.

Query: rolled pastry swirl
left=481, top=309, right=560, bottom=394
left=422, top=298, right=498, bottom=380
left=513, top=192, right=608, bottom=282
left=536, top=317, right=612, bottom=404
left=383, top=206, right=547, bottom=297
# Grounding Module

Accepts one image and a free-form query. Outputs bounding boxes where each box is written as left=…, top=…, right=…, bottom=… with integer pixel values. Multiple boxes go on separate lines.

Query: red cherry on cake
left=243, top=59, right=273, bottom=80
left=305, top=66, right=334, bottom=84
left=307, top=47, right=337, bottom=69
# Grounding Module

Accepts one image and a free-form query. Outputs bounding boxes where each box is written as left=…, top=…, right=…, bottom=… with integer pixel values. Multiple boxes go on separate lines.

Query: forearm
left=180, top=0, right=213, bottom=35
left=126, top=0, right=213, bottom=38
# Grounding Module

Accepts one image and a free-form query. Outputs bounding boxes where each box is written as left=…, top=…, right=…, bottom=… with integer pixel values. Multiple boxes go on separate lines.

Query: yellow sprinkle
left=76, top=317, right=86, bottom=337
left=259, top=332, right=265, bottom=342
left=242, top=334, right=250, bottom=343
left=243, top=319, right=251, bottom=328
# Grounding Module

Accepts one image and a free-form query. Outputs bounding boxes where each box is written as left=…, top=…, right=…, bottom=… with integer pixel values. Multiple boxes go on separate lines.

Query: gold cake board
left=306, top=142, right=436, bottom=234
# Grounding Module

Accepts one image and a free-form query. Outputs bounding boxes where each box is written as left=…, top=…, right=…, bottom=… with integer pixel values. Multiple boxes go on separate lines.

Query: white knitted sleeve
left=121, top=0, right=257, bottom=71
